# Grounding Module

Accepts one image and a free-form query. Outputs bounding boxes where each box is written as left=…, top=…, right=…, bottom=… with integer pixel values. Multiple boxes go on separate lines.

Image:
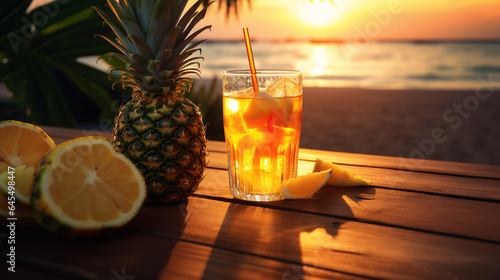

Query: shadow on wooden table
left=200, top=186, right=376, bottom=279
left=13, top=203, right=190, bottom=279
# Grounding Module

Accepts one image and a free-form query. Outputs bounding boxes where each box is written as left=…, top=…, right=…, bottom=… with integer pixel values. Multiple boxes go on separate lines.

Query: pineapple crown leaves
left=93, top=0, right=214, bottom=98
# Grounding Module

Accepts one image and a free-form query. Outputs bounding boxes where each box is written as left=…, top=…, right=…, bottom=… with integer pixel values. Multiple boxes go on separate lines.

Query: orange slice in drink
left=313, top=158, right=371, bottom=187
left=32, top=137, right=146, bottom=237
left=280, top=169, right=332, bottom=199
left=0, top=120, right=56, bottom=205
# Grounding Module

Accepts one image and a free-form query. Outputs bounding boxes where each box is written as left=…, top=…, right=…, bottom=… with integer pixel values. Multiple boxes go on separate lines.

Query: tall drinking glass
left=222, top=70, right=303, bottom=201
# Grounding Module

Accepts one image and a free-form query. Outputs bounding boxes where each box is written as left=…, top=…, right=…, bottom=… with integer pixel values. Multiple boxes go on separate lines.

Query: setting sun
left=298, top=0, right=339, bottom=27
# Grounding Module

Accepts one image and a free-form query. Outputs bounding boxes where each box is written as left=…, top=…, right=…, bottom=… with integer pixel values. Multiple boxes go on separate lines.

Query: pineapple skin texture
left=113, top=97, right=207, bottom=203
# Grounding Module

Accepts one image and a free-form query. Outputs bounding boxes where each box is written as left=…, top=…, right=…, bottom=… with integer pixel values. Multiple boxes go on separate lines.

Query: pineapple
left=93, top=0, right=212, bottom=203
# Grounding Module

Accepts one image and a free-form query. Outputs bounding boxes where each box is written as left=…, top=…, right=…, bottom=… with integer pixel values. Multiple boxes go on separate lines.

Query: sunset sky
left=198, top=0, right=500, bottom=41
left=28, top=0, right=500, bottom=41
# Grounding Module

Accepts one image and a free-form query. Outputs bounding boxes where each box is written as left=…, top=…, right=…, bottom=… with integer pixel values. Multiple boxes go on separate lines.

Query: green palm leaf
left=1, top=0, right=117, bottom=128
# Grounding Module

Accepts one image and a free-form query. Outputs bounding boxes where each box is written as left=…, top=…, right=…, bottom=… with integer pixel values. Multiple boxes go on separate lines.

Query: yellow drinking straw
left=243, top=27, right=259, bottom=93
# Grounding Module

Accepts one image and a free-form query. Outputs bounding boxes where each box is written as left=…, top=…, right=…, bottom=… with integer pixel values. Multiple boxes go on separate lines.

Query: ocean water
left=199, top=41, right=500, bottom=90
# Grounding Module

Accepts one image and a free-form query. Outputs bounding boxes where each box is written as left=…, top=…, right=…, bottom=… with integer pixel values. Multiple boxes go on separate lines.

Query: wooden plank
left=41, top=126, right=500, bottom=240
left=127, top=198, right=500, bottom=280
left=197, top=167, right=500, bottom=243
left=158, top=239, right=362, bottom=280
left=298, top=159, right=500, bottom=202
left=15, top=227, right=165, bottom=279
left=41, top=126, right=113, bottom=145
left=201, top=137, right=500, bottom=179
left=206, top=151, right=500, bottom=201
left=41, top=126, right=500, bottom=179
left=13, top=224, right=353, bottom=280
left=298, top=148, right=500, bottom=180
left=17, top=126, right=500, bottom=279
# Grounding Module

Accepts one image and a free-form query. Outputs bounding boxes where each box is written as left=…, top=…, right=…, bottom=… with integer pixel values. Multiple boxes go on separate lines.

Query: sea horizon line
left=202, top=38, right=500, bottom=44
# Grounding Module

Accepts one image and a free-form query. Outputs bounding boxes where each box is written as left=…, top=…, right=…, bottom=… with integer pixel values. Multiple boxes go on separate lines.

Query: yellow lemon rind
left=280, top=169, right=332, bottom=199
left=313, top=158, right=371, bottom=187
left=0, top=120, right=56, bottom=148
left=32, top=137, right=146, bottom=238
left=0, top=120, right=56, bottom=205
left=0, top=165, right=34, bottom=205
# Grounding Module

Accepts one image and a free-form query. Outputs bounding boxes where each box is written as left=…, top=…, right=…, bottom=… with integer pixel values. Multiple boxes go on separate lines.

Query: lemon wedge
left=280, top=169, right=332, bottom=199
left=313, top=158, right=370, bottom=187
left=0, top=164, right=35, bottom=205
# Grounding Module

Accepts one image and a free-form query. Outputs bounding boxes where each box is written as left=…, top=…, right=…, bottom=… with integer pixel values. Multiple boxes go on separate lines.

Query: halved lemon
left=32, top=137, right=146, bottom=237
left=0, top=120, right=56, bottom=205
left=280, top=169, right=332, bottom=199
left=313, top=158, right=371, bottom=187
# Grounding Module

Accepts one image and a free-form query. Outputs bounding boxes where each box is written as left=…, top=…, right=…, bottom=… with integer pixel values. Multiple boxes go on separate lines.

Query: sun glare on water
left=298, top=0, right=339, bottom=27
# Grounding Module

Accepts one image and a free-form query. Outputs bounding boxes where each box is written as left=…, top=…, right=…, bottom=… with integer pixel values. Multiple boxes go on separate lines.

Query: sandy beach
left=300, top=86, right=500, bottom=166
left=192, top=77, right=500, bottom=166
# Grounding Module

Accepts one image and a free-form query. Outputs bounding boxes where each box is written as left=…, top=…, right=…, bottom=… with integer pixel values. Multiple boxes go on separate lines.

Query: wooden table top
left=5, top=126, right=500, bottom=280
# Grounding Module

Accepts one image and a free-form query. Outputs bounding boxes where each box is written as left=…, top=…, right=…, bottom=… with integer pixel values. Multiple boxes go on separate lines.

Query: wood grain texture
left=205, top=151, right=500, bottom=201
left=44, top=127, right=500, bottom=242
left=28, top=126, right=500, bottom=280
left=42, top=125, right=500, bottom=179
left=196, top=136, right=500, bottom=179
left=298, top=148, right=500, bottom=180
left=13, top=221, right=355, bottom=280
left=126, top=199, right=500, bottom=280
left=197, top=166, right=500, bottom=243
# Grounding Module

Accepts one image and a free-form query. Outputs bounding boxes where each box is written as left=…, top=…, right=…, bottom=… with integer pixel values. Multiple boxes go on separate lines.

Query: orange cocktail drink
left=223, top=70, right=303, bottom=201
